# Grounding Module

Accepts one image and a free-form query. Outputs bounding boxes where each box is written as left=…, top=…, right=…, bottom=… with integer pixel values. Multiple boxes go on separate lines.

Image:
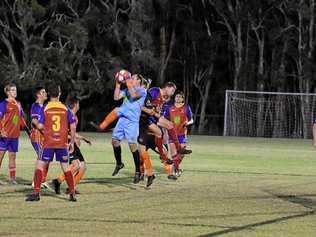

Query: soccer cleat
left=112, top=163, right=125, bottom=176
left=69, top=193, right=77, bottom=202
left=167, top=175, right=177, bottom=180
left=146, top=175, right=155, bottom=187
left=133, top=172, right=141, bottom=184
left=178, top=147, right=192, bottom=155
left=175, top=169, right=183, bottom=177
left=52, top=179, right=61, bottom=194
left=25, top=193, right=40, bottom=202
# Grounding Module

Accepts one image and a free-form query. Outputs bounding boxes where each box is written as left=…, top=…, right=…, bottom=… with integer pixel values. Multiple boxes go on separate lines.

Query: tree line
left=0, top=0, right=316, bottom=134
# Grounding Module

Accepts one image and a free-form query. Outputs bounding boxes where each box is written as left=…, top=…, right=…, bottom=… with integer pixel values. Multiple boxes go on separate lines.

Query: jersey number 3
left=52, top=115, right=61, bottom=131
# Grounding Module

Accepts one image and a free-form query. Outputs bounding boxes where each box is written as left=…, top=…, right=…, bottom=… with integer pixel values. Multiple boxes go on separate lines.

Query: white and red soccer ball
left=115, top=69, right=131, bottom=84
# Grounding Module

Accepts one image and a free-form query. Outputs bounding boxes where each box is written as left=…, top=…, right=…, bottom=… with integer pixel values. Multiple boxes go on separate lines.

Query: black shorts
left=69, top=143, right=85, bottom=163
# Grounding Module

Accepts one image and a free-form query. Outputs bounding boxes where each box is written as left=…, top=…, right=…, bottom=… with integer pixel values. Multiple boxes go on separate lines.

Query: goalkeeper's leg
left=99, top=108, right=119, bottom=130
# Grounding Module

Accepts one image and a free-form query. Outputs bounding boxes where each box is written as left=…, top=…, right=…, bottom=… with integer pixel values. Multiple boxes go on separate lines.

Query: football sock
left=74, top=168, right=86, bottom=185
left=33, top=169, right=43, bottom=194
left=155, top=136, right=167, bottom=161
left=132, top=150, right=141, bottom=173
left=8, top=166, right=16, bottom=180
left=173, top=154, right=182, bottom=170
left=113, top=145, right=122, bottom=165
left=64, top=170, right=75, bottom=194
left=99, top=109, right=117, bottom=130
left=57, top=163, right=78, bottom=183
left=168, top=128, right=181, bottom=151
left=164, top=164, right=172, bottom=176
left=141, top=150, right=153, bottom=176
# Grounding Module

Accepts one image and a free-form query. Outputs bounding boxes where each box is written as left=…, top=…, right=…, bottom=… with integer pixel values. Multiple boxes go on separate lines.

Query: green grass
left=1, top=134, right=316, bottom=236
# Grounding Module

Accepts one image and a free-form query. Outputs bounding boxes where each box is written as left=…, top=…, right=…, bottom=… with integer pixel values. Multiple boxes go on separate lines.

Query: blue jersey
left=117, top=87, right=147, bottom=122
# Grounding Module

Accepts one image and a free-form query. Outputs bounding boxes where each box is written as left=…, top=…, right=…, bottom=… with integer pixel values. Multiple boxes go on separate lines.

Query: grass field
left=1, top=133, right=316, bottom=237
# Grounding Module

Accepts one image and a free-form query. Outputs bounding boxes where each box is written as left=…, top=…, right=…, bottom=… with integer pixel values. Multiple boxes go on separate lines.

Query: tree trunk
left=198, top=79, right=212, bottom=134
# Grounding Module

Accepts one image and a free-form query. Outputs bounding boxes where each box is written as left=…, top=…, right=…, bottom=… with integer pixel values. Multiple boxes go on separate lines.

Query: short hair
left=47, top=83, right=60, bottom=98
left=163, top=81, right=177, bottom=90
left=66, top=95, right=80, bottom=109
left=33, top=86, right=45, bottom=99
left=4, top=83, right=16, bottom=94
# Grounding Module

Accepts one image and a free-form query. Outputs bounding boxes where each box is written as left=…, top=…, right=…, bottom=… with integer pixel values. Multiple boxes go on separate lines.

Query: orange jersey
left=40, top=101, right=75, bottom=149
left=0, top=99, right=24, bottom=138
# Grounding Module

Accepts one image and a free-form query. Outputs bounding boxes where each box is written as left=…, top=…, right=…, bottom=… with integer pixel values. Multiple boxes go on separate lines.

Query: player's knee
left=112, top=139, right=120, bottom=147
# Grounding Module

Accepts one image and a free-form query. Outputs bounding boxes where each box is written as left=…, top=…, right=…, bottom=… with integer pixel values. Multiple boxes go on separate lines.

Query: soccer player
left=138, top=86, right=177, bottom=182
left=52, top=96, right=91, bottom=194
left=148, top=82, right=192, bottom=158
left=110, top=73, right=148, bottom=183
left=163, top=91, right=193, bottom=176
left=30, top=86, right=49, bottom=186
left=0, top=83, right=25, bottom=184
left=26, top=84, right=77, bottom=202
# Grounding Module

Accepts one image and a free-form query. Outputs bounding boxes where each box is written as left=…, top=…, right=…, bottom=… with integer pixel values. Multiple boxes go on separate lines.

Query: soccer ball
left=115, top=69, right=131, bottom=84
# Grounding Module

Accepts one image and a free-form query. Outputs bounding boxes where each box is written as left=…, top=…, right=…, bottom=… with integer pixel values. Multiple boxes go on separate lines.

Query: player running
left=52, top=96, right=91, bottom=194
left=0, top=83, right=25, bottom=184
left=163, top=91, right=193, bottom=176
left=110, top=71, right=148, bottom=183
left=26, top=84, right=77, bottom=202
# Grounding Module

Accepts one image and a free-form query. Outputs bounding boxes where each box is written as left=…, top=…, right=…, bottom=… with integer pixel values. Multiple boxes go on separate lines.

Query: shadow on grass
left=184, top=169, right=316, bottom=177
left=198, top=210, right=314, bottom=237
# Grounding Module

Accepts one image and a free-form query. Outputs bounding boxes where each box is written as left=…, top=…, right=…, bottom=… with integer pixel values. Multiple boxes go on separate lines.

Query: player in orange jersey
left=52, top=96, right=91, bottom=194
left=26, top=84, right=77, bottom=202
left=0, top=83, right=25, bottom=184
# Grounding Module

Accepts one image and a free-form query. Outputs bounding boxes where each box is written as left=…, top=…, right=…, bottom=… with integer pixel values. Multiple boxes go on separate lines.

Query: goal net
left=224, top=90, right=316, bottom=138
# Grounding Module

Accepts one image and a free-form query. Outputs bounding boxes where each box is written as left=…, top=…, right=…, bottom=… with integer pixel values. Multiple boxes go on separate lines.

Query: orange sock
left=99, top=109, right=118, bottom=130
left=164, top=164, right=172, bottom=176
left=57, top=163, right=78, bottom=184
left=140, top=160, right=145, bottom=175
left=74, top=168, right=86, bottom=185
left=141, top=151, right=153, bottom=176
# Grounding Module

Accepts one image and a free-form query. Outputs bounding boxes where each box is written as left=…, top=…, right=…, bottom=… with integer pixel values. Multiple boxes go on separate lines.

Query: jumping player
left=26, top=84, right=77, bottom=202
left=163, top=91, right=193, bottom=176
left=0, top=83, right=25, bottom=184
left=52, top=96, right=91, bottom=194
left=110, top=72, right=148, bottom=183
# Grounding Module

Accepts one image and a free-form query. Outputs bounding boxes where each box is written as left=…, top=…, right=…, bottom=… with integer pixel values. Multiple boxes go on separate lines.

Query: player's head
left=47, top=83, right=61, bottom=99
left=33, top=86, right=47, bottom=101
left=175, top=91, right=185, bottom=104
left=162, top=82, right=177, bottom=97
left=132, top=74, right=151, bottom=89
left=66, top=95, right=80, bottom=113
left=4, top=83, right=17, bottom=99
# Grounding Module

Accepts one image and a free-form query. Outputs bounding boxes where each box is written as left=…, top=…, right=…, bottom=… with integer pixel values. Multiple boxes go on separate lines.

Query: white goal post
left=223, top=90, right=316, bottom=138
